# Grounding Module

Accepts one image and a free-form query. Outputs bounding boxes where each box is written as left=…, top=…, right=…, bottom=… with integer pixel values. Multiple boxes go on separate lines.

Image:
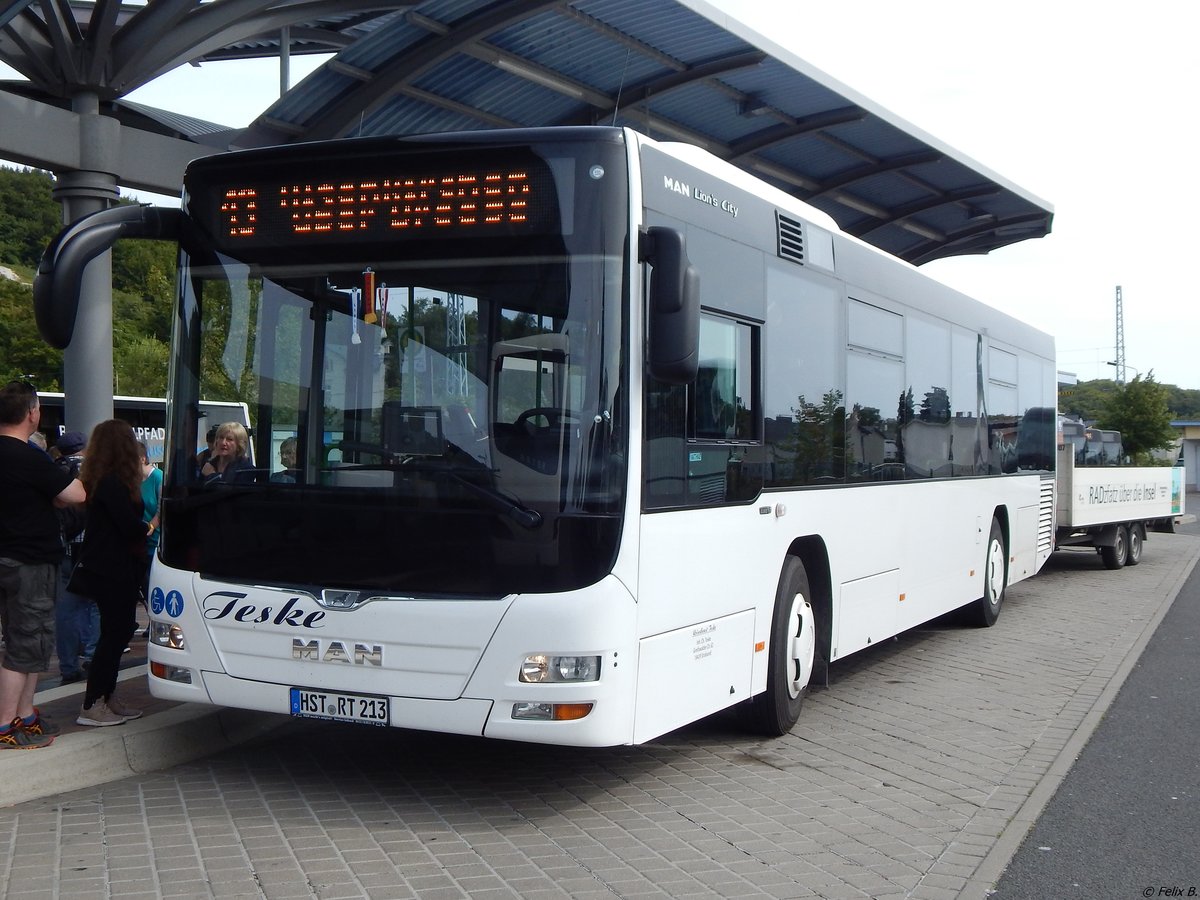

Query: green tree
left=115, top=335, right=170, bottom=396
left=1097, top=373, right=1177, bottom=463
left=1164, top=383, right=1200, bottom=419
left=0, top=167, right=59, bottom=269
left=1058, top=378, right=1118, bottom=421
left=112, top=238, right=175, bottom=341
left=780, top=389, right=846, bottom=483
left=0, top=276, right=62, bottom=387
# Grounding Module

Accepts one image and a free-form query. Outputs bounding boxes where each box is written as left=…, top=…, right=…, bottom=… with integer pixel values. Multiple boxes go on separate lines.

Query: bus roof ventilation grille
left=777, top=213, right=805, bottom=265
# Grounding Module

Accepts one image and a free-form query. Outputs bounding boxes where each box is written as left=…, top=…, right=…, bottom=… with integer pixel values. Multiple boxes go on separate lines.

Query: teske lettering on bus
left=202, top=593, right=326, bottom=628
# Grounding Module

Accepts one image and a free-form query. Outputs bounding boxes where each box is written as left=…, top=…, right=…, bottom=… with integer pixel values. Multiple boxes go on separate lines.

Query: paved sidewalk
left=0, top=621, right=288, bottom=807
left=0, top=523, right=1196, bottom=899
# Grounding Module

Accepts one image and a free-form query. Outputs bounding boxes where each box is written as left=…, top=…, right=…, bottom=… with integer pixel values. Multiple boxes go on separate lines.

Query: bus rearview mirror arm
left=35, top=204, right=185, bottom=349
left=640, top=226, right=699, bottom=385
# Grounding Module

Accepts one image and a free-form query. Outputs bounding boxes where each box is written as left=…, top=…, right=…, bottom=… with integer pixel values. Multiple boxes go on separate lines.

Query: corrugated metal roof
left=1, top=0, right=1052, bottom=264
left=233, top=0, right=1052, bottom=264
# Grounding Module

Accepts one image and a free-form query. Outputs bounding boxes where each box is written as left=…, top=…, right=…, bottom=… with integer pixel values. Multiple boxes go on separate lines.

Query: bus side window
left=644, top=314, right=761, bottom=509
left=693, top=315, right=755, bottom=442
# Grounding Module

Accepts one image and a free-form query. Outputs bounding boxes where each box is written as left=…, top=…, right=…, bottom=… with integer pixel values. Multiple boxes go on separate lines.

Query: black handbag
left=65, top=561, right=97, bottom=597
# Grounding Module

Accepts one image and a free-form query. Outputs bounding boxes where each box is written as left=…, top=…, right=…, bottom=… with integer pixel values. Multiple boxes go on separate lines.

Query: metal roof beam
left=40, top=0, right=83, bottom=86
left=393, top=82, right=518, bottom=129
left=106, top=0, right=197, bottom=89
left=110, top=0, right=388, bottom=92
left=0, top=1, right=37, bottom=31
left=806, top=150, right=943, bottom=200
left=301, top=0, right=564, bottom=141
left=82, top=0, right=123, bottom=83
left=747, top=157, right=821, bottom=192
left=588, top=48, right=765, bottom=124
left=465, top=43, right=611, bottom=105
left=193, top=19, right=376, bottom=62
left=849, top=185, right=1000, bottom=242
left=907, top=212, right=1048, bottom=265
left=725, top=106, right=865, bottom=159
left=559, top=4, right=684, bottom=73
left=0, top=10, right=59, bottom=88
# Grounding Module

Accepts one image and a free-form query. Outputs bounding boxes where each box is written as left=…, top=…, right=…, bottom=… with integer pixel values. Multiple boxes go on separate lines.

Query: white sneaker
left=107, top=694, right=143, bottom=720
left=76, top=699, right=126, bottom=727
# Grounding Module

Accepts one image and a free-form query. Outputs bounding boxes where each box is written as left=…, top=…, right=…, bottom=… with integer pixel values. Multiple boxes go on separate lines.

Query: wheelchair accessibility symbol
left=150, top=587, right=166, bottom=615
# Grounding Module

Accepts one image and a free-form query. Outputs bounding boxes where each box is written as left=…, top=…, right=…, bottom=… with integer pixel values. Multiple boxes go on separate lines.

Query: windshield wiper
left=434, top=467, right=542, bottom=529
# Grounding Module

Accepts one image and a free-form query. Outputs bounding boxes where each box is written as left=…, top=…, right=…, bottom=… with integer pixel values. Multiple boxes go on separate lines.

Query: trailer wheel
left=1125, top=523, right=1145, bottom=566
left=965, top=518, right=1007, bottom=627
left=740, top=556, right=815, bottom=736
left=1100, top=525, right=1129, bottom=569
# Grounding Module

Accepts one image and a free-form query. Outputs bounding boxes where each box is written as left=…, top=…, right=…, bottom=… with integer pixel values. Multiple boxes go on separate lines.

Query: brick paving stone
left=1, top=534, right=1195, bottom=899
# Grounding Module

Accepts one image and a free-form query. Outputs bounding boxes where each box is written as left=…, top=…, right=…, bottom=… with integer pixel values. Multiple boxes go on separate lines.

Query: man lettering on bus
left=0, top=380, right=86, bottom=748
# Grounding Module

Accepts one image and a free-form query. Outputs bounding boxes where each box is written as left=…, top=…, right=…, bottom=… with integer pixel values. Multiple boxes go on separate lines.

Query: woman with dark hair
left=74, top=420, right=148, bottom=726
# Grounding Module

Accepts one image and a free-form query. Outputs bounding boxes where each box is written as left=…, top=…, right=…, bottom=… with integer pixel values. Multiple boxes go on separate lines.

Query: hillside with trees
left=1, top=165, right=176, bottom=394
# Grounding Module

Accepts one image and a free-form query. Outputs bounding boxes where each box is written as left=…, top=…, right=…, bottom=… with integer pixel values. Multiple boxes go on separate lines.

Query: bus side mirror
left=641, top=226, right=699, bottom=385
left=34, top=205, right=184, bottom=349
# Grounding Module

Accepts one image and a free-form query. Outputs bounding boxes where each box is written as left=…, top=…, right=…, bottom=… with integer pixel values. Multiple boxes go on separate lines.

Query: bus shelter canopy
left=0, top=0, right=1052, bottom=265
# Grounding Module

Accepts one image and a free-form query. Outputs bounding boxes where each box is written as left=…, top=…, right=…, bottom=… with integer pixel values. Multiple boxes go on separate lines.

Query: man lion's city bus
left=35, top=127, right=1056, bottom=746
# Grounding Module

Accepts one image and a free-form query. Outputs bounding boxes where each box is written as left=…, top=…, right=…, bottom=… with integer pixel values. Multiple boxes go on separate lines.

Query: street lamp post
left=1106, top=361, right=1140, bottom=385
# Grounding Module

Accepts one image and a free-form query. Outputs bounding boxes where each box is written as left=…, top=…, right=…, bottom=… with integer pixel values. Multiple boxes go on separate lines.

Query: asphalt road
left=991, top=514, right=1200, bottom=898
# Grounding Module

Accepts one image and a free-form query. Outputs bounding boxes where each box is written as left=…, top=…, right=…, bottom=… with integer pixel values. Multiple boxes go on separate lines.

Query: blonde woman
left=199, top=422, right=254, bottom=484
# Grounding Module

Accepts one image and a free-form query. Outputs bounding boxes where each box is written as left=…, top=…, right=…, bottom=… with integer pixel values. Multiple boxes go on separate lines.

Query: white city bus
left=35, top=127, right=1056, bottom=746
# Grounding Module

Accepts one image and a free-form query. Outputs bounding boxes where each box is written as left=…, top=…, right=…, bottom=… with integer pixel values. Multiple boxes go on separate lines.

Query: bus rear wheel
left=1101, top=525, right=1129, bottom=569
left=741, top=557, right=815, bottom=736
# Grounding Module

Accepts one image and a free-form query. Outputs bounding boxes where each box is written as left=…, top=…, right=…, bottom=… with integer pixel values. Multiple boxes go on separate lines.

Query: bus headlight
left=149, top=620, right=186, bottom=650
left=519, top=654, right=601, bottom=683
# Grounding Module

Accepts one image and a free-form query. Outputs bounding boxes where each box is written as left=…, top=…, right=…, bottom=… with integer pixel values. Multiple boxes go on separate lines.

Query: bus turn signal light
left=511, top=702, right=594, bottom=721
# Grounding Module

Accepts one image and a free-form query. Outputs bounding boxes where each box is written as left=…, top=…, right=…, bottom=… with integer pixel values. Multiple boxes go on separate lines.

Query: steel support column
left=51, top=92, right=121, bottom=437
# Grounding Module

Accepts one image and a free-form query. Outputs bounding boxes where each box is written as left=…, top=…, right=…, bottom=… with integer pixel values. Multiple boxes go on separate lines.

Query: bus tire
left=741, top=556, right=815, bottom=736
left=965, top=518, right=1007, bottom=627
left=1101, top=525, right=1129, bottom=569
left=1125, top=523, right=1144, bottom=566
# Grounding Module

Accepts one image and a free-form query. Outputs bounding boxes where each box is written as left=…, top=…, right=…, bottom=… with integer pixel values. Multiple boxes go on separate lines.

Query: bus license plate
left=289, top=687, right=390, bottom=726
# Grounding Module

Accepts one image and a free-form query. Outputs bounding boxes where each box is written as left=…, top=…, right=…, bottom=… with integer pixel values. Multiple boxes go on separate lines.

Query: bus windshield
left=161, top=136, right=629, bottom=596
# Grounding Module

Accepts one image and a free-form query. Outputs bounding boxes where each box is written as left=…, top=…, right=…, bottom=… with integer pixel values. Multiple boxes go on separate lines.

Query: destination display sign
left=201, top=161, right=560, bottom=249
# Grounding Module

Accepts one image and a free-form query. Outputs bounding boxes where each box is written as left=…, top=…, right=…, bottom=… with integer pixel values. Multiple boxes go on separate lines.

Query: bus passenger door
left=490, top=333, right=575, bottom=500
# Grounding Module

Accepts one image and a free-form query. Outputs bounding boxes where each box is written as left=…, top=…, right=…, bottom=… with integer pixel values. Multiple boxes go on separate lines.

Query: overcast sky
left=717, top=1, right=1198, bottom=391
left=8, top=1, right=1197, bottom=388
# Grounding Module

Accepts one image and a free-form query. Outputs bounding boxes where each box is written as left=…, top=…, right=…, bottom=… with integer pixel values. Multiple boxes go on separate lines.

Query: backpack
left=56, top=454, right=87, bottom=544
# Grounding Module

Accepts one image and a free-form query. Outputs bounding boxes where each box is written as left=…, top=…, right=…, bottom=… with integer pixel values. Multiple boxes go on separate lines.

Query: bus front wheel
left=741, top=556, right=815, bottom=736
left=965, top=518, right=1007, bottom=627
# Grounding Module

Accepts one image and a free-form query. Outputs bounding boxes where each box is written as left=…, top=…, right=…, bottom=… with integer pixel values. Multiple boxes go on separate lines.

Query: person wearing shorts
left=0, top=380, right=86, bottom=749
